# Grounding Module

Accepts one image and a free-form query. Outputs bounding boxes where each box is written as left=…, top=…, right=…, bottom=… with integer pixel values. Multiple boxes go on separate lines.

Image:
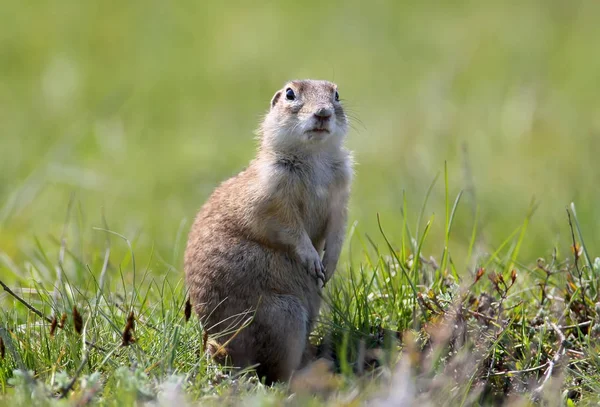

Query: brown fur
left=184, top=79, right=352, bottom=384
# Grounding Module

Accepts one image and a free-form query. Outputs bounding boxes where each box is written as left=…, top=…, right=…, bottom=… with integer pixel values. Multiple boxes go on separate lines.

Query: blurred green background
left=2, top=0, right=600, bottom=280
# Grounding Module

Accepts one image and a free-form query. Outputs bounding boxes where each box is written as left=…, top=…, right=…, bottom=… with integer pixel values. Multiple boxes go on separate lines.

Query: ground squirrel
left=184, top=79, right=353, bottom=384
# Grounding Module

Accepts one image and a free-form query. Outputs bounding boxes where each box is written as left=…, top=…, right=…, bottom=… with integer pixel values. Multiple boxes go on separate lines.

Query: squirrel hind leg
left=253, top=295, right=309, bottom=384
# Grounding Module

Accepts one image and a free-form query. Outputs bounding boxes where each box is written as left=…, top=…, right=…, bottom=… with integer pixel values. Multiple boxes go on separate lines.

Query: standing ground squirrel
left=184, top=79, right=353, bottom=384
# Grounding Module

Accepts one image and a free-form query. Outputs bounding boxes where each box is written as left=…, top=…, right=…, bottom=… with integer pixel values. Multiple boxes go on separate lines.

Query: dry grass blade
left=59, top=349, right=90, bottom=399
left=0, top=279, right=52, bottom=322
left=532, top=321, right=567, bottom=399
left=121, top=311, right=136, bottom=347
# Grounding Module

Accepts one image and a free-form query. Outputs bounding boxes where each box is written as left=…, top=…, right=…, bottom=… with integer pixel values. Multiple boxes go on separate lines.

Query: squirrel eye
left=285, top=88, right=296, bottom=101
left=335, top=91, right=340, bottom=101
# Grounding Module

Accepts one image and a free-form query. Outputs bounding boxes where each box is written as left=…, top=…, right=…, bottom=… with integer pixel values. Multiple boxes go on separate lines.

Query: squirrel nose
left=314, top=107, right=333, bottom=119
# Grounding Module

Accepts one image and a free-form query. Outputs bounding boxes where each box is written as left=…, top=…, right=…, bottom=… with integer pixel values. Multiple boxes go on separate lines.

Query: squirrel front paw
left=297, top=246, right=325, bottom=287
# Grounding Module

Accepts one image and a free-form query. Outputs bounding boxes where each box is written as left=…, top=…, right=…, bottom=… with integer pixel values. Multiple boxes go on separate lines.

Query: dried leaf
left=475, top=267, right=485, bottom=283
left=59, top=313, right=67, bottom=329
left=568, top=281, right=578, bottom=292
left=0, top=337, right=4, bottom=359
left=49, top=316, right=58, bottom=337
left=121, top=311, right=136, bottom=347
left=73, top=306, right=83, bottom=335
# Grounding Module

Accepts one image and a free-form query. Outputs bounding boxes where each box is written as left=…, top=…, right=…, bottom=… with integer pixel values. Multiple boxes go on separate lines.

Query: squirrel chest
left=273, top=155, right=341, bottom=238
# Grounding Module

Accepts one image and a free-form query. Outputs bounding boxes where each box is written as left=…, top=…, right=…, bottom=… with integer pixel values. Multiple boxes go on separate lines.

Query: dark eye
left=285, top=88, right=295, bottom=101
left=335, top=91, right=340, bottom=101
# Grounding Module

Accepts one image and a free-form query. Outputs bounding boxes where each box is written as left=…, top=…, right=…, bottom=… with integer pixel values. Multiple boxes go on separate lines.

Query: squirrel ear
left=270, top=90, right=282, bottom=108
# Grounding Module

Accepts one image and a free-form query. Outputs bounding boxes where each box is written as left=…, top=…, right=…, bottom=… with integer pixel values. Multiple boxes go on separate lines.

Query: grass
left=3, top=0, right=600, bottom=405
left=2, top=177, right=600, bottom=406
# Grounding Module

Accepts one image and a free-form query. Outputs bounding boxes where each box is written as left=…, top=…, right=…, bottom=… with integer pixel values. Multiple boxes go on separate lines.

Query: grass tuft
left=2, top=181, right=600, bottom=405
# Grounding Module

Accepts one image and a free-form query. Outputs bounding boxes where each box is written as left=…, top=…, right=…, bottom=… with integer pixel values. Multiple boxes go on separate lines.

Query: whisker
left=346, top=114, right=367, bottom=131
